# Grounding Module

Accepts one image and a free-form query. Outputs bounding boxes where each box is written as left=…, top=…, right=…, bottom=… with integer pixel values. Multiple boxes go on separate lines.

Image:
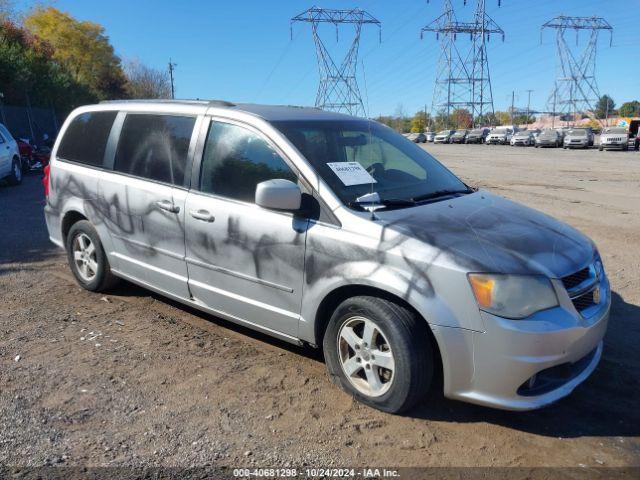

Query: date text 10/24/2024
left=232, top=468, right=400, bottom=478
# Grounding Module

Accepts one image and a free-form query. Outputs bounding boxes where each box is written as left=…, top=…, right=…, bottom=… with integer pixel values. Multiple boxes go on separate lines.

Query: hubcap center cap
left=360, top=349, right=371, bottom=361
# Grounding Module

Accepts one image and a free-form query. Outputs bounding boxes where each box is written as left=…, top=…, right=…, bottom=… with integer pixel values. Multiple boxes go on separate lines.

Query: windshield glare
left=275, top=120, right=468, bottom=208
left=437, top=130, right=450, bottom=135
left=567, top=129, right=588, bottom=136
left=605, top=128, right=627, bottom=134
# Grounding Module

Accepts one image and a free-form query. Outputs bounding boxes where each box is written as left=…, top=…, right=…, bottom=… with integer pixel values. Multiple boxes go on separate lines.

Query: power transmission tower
left=469, top=0, right=504, bottom=124
left=541, top=16, right=612, bottom=124
left=291, top=7, right=381, bottom=117
left=421, top=1, right=503, bottom=126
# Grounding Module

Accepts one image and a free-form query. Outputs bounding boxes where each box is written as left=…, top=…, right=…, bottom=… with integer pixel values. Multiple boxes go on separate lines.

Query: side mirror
left=255, top=179, right=301, bottom=212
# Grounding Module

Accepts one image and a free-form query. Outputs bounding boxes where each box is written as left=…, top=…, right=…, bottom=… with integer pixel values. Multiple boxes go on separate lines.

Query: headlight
left=467, top=273, right=558, bottom=319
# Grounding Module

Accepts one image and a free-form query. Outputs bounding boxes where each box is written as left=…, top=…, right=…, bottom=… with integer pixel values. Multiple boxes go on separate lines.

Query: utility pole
left=424, top=103, right=428, bottom=131
left=0, top=92, right=6, bottom=127
left=168, top=59, right=177, bottom=100
left=291, top=7, right=381, bottom=116
left=510, top=90, right=515, bottom=125
left=552, top=89, right=557, bottom=128
left=526, top=89, right=534, bottom=126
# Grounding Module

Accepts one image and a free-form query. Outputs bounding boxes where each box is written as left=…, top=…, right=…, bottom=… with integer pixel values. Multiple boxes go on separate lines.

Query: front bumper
left=565, top=141, right=588, bottom=148
left=439, top=274, right=610, bottom=410
left=600, top=141, right=627, bottom=150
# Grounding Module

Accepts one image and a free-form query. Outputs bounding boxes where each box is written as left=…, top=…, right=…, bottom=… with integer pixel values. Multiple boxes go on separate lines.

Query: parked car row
left=415, top=124, right=638, bottom=152
left=0, top=122, right=53, bottom=187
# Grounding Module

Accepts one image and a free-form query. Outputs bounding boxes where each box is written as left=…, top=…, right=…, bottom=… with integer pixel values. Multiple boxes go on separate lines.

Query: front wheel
left=323, top=296, right=433, bottom=413
left=66, top=220, right=119, bottom=292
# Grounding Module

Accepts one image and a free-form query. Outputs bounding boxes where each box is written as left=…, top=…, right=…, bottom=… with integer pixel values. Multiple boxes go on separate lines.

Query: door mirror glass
left=255, top=179, right=301, bottom=211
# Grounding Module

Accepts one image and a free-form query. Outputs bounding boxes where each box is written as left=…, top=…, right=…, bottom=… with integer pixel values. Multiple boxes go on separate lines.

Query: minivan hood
left=375, top=191, right=594, bottom=278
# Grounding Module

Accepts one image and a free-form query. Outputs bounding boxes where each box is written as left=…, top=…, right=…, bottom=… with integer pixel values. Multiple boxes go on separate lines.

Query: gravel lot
left=1, top=145, right=639, bottom=469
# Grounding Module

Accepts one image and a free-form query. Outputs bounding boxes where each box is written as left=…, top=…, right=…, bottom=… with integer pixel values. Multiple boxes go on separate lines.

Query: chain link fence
left=0, top=103, right=60, bottom=144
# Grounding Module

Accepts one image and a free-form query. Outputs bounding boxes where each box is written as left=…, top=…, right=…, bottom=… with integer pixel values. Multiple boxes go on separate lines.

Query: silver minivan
left=45, top=100, right=610, bottom=413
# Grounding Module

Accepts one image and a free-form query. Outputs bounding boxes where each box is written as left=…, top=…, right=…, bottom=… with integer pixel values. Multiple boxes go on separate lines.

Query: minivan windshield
left=275, top=120, right=469, bottom=208
left=567, top=129, right=588, bottom=137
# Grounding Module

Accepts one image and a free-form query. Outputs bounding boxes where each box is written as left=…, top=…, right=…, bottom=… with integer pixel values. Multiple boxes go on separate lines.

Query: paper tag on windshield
left=326, top=162, right=377, bottom=187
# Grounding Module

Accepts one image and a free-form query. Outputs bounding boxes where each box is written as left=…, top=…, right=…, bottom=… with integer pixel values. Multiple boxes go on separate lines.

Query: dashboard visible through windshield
left=274, top=120, right=470, bottom=209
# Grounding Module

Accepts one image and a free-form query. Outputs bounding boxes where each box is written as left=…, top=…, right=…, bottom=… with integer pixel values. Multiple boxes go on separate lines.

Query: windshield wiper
left=349, top=197, right=416, bottom=210
left=411, top=188, right=473, bottom=203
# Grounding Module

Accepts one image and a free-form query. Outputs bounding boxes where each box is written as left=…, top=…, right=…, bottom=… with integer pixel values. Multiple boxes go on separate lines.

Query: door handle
left=155, top=200, right=180, bottom=213
left=189, top=209, right=215, bottom=222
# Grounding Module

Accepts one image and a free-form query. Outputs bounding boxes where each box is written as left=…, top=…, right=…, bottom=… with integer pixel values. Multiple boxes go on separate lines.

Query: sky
left=15, top=0, right=640, bottom=116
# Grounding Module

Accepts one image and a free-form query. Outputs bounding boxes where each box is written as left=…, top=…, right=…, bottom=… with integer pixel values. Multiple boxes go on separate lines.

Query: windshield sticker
left=327, top=162, right=377, bottom=187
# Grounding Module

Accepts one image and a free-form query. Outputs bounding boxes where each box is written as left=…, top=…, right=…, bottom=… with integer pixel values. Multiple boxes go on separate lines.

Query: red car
left=17, top=139, right=33, bottom=172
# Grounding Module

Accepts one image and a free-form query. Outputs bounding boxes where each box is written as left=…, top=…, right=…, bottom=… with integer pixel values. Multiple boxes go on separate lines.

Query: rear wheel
left=66, top=220, right=119, bottom=292
left=323, top=296, right=433, bottom=413
left=7, top=158, right=22, bottom=185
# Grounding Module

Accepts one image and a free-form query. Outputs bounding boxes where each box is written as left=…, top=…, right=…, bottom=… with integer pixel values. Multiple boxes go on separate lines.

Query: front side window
left=114, top=114, right=195, bottom=185
left=199, top=121, right=297, bottom=202
left=57, top=111, right=117, bottom=166
left=275, top=120, right=468, bottom=208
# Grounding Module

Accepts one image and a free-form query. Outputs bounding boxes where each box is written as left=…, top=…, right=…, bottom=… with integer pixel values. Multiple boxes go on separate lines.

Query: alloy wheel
left=337, top=316, right=395, bottom=397
left=72, top=233, right=98, bottom=282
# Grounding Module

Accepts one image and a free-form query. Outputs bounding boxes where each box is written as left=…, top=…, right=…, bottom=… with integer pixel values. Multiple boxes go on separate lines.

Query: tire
left=323, top=296, right=433, bottom=414
left=66, top=220, right=119, bottom=292
left=7, top=157, right=22, bottom=186
left=599, top=146, right=603, bottom=151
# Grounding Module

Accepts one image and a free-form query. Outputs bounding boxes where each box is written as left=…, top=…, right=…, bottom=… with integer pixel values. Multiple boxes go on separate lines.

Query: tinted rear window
left=57, top=111, right=117, bottom=166
left=114, top=114, right=195, bottom=186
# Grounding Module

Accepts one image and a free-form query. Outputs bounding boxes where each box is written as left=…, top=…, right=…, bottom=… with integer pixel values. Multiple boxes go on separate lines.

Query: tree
left=594, top=94, right=615, bottom=119
left=619, top=100, right=640, bottom=118
left=410, top=110, right=426, bottom=133
left=0, top=20, right=95, bottom=115
left=125, top=60, right=171, bottom=99
left=24, top=6, right=127, bottom=100
left=452, top=108, right=472, bottom=129
left=0, top=0, right=14, bottom=21
left=494, top=111, right=511, bottom=126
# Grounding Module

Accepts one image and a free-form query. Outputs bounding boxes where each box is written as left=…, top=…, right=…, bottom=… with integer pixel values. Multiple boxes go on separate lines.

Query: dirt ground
left=0, top=144, right=639, bottom=469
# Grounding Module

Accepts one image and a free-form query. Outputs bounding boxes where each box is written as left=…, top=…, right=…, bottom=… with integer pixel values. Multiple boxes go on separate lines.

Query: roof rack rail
left=99, top=99, right=209, bottom=104
left=208, top=99, right=236, bottom=107
left=99, top=98, right=236, bottom=108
